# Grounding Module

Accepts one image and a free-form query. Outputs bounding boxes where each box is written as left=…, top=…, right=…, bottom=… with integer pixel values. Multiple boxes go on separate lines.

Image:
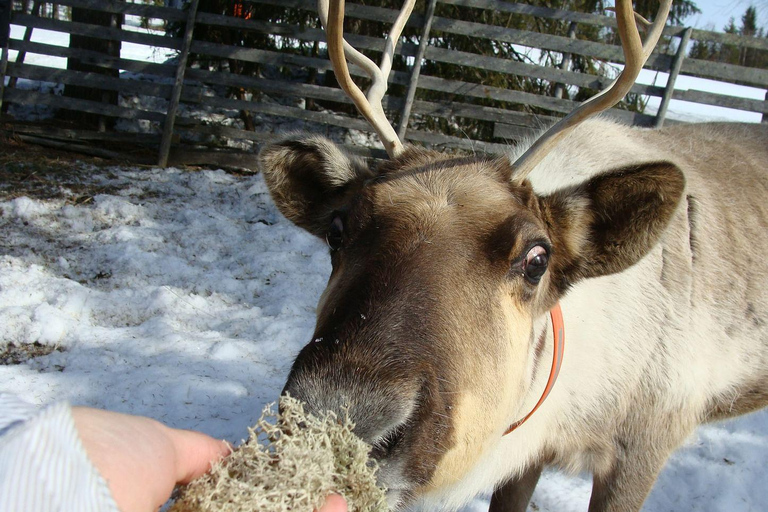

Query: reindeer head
left=259, top=1, right=678, bottom=508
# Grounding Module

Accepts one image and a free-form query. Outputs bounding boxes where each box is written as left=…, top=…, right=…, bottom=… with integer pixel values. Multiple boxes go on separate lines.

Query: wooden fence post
left=763, top=90, right=767, bottom=124
left=0, top=0, right=8, bottom=112
left=553, top=21, right=577, bottom=99
left=158, top=0, right=199, bottom=168
left=6, top=1, right=41, bottom=92
left=396, top=0, right=437, bottom=141
left=654, top=26, right=692, bottom=128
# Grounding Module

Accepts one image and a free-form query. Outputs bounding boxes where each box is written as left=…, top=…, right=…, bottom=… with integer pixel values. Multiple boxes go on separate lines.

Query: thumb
left=168, top=427, right=232, bottom=484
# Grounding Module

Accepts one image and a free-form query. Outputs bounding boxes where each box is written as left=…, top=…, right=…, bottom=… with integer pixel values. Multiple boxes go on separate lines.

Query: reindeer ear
left=541, top=162, right=685, bottom=291
left=258, top=135, right=374, bottom=238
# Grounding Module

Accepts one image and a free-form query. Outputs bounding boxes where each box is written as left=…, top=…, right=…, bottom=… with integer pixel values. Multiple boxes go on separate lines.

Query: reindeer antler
left=511, top=0, right=672, bottom=181
left=319, top=0, right=415, bottom=158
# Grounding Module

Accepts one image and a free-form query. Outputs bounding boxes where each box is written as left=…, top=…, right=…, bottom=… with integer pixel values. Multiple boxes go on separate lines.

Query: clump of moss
left=169, top=396, right=388, bottom=512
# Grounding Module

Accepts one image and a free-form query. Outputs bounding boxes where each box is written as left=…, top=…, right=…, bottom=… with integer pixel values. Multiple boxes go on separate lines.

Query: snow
left=2, top=165, right=767, bottom=512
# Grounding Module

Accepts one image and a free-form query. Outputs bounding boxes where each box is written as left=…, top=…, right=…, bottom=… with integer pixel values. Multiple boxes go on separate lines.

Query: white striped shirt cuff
left=0, top=394, right=119, bottom=512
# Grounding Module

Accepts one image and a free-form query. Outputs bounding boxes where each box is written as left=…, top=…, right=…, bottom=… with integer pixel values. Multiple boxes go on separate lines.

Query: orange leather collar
left=503, top=303, right=565, bottom=436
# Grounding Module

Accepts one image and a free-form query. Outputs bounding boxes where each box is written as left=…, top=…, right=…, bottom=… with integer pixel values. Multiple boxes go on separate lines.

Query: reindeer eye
left=326, top=216, right=344, bottom=251
left=522, top=245, right=549, bottom=284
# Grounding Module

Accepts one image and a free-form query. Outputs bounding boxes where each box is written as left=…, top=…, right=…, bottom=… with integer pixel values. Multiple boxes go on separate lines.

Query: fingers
left=167, top=427, right=232, bottom=484
left=317, top=494, right=348, bottom=512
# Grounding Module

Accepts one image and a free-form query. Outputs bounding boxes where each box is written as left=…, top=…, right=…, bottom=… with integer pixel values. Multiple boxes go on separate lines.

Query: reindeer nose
left=281, top=366, right=417, bottom=447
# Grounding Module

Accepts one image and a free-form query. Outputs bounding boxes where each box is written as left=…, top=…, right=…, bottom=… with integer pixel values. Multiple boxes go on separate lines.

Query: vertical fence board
left=655, top=27, right=692, bottom=128
left=158, top=0, right=199, bottom=168
left=396, top=0, right=437, bottom=140
left=553, top=21, right=577, bottom=99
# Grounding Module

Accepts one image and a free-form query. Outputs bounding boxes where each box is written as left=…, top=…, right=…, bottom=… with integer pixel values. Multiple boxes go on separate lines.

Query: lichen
left=169, top=395, right=388, bottom=512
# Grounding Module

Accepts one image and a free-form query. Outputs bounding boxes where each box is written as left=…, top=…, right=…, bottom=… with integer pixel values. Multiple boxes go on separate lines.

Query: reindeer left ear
left=541, top=161, right=685, bottom=290
left=258, top=135, right=374, bottom=238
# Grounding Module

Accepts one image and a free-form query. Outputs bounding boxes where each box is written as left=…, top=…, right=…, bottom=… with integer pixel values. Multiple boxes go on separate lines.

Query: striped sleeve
left=0, top=394, right=119, bottom=512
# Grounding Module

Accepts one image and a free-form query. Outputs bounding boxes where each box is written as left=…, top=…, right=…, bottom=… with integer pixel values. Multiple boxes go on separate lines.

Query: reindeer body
left=259, top=119, right=768, bottom=511
left=418, top=119, right=768, bottom=511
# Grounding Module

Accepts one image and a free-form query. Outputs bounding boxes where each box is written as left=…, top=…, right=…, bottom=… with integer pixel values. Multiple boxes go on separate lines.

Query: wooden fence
left=1, top=0, right=766, bottom=166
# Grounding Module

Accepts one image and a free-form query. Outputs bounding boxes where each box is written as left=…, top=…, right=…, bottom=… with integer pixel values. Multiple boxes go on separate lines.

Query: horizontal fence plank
left=251, top=0, right=675, bottom=71
left=671, top=88, right=768, bottom=114
left=439, top=0, right=768, bottom=51
left=180, top=60, right=656, bottom=127
left=7, top=62, right=175, bottom=99
left=8, top=39, right=177, bottom=77
left=40, top=0, right=187, bottom=23
left=250, top=0, right=767, bottom=87
left=493, top=122, right=538, bottom=140
left=193, top=2, right=768, bottom=91
left=10, top=13, right=183, bottom=51
left=403, top=128, right=513, bottom=154
left=4, top=0, right=765, bottom=162
left=688, top=27, right=768, bottom=52
left=184, top=20, right=669, bottom=112
left=4, top=88, right=167, bottom=122
left=410, top=98, right=557, bottom=129
left=3, top=123, right=161, bottom=144
left=679, top=58, right=768, bottom=88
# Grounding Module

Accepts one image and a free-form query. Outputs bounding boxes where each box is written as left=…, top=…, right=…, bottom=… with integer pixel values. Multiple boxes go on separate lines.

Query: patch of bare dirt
left=0, top=342, right=65, bottom=366
left=0, top=133, right=125, bottom=201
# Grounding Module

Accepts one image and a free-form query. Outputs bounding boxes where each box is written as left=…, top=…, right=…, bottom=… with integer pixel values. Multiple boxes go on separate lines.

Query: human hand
left=73, top=407, right=349, bottom=512
left=318, top=494, right=348, bottom=512
left=72, top=407, right=231, bottom=512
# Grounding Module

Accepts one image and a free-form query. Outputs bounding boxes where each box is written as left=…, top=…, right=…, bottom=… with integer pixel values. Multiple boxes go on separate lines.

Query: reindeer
left=258, top=0, right=768, bottom=510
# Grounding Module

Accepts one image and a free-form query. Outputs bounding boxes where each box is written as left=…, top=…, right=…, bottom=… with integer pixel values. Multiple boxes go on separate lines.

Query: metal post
left=553, top=21, right=577, bottom=99
left=158, top=0, right=199, bottom=167
left=396, top=0, right=437, bottom=141
left=654, top=27, right=692, bottom=128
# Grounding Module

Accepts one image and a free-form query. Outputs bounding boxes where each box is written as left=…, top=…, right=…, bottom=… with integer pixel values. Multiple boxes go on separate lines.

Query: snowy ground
left=1, top=162, right=766, bottom=512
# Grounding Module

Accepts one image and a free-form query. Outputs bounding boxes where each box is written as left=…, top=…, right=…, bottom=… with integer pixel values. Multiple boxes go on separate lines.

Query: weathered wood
left=0, top=44, right=8, bottom=112
left=185, top=12, right=766, bottom=98
left=252, top=0, right=768, bottom=86
left=681, top=57, right=768, bottom=88
left=187, top=29, right=654, bottom=103
left=3, top=0, right=765, bottom=162
left=158, top=0, right=199, bottom=168
left=4, top=0, right=41, bottom=93
left=4, top=88, right=167, bottom=122
left=10, top=13, right=182, bottom=51
left=2, top=123, right=159, bottom=144
left=764, top=91, right=768, bottom=124
left=410, top=98, right=559, bottom=127
left=8, top=39, right=177, bottom=77
left=655, top=27, right=692, bottom=128
left=553, top=21, right=577, bottom=99
left=397, top=0, right=437, bottom=140
left=177, top=53, right=654, bottom=126
left=671, top=89, right=768, bottom=114
left=167, top=147, right=263, bottom=169
left=8, top=62, right=174, bottom=99
left=493, top=122, right=538, bottom=141
left=689, top=27, right=768, bottom=52
left=404, top=128, right=512, bottom=154
left=439, top=0, right=768, bottom=51
left=49, top=0, right=187, bottom=23
left=14, top=133, right=122, bottom=159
